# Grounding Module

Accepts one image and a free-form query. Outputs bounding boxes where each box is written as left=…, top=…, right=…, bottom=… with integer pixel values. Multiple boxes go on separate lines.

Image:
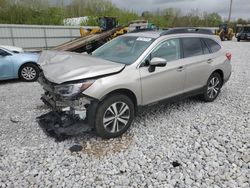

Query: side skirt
left=137, top=86, right=206, bottom=113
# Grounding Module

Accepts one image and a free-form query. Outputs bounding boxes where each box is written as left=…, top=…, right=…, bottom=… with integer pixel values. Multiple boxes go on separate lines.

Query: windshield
left=92, top=36, right=155, bottom=64
left=243, top=27, right=250, bottom=32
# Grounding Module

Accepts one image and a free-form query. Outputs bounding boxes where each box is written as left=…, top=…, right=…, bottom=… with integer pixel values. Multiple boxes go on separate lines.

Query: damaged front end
left=37, top=73, right=98, bottom=138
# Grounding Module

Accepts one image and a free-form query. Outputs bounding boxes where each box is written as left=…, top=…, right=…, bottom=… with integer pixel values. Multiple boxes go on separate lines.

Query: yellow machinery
left=54, top=17, right=128, bottom=53
left=80, top=27, right=102, bottom=37
left=113, top=27, right=129, bottom=37
left=79, top=17, right=128, bottom=38
left=216, top=24, right=234, bottom=41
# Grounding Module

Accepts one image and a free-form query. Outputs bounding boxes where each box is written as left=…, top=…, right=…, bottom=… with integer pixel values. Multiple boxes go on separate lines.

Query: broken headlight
left=54, top=80, right=95, bottom=97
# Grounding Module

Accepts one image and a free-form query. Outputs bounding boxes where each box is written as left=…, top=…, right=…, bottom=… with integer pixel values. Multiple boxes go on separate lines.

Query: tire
left=237, top=38, right=240, bottom=42
left=19, top=63, right=39, bottom=82
left=202, top=73, right=223, bottom=102
left=95, top=94, right=135, bottom=139
left=220, top=34, right=226, bottom=41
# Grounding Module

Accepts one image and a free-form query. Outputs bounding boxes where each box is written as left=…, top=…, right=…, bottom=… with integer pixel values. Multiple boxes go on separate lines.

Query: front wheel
left=95, top=94, right=135, bottom=139
left=202, top=73, right=223, bottom=102
left=19, top=63, right=39, bottom=82
left=220, top=34, right=226, bottom=41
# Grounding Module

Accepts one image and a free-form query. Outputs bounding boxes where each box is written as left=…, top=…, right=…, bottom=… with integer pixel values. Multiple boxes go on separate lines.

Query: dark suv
left=236, top=25, right=250, bottom=42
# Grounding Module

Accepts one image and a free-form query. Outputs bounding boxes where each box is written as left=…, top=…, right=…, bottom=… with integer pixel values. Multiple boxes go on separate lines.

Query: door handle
left=207, top=59, right=213, bottom=64
left=177, top=66, right=184, bottom=72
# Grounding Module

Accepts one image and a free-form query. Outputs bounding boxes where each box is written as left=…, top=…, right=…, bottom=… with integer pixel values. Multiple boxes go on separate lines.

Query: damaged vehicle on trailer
left=37, top=29, right=232, bottom=139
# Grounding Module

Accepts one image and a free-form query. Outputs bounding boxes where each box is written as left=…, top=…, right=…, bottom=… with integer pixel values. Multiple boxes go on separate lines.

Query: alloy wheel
left=103, top=102, right=130, bottom=133
left=21, top=66, right=37, bottom=81
left=207, top=77, right=220, bottom=99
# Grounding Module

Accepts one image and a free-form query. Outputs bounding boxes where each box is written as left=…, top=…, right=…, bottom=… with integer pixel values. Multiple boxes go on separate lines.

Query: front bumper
left=37, top=75, right=99, bottom=139
left=37, top=111, right=93, bottom=140
left=238, top=34, right=250, bottom=40
left=41, top=92, right=92, bottom=120
left=41, top=91, right=90, bottom=111
left=38, top=74, right=93, bottom=117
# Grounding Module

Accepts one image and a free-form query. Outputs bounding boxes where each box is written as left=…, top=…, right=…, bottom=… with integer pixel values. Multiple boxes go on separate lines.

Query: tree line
left=0, top=0, right=249, bottom=28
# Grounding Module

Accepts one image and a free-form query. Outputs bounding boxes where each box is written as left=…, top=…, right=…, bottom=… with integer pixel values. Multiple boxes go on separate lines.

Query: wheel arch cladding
left=102, top=89, right=138, bottom=115
left=212, top=69, right=224, bottom=83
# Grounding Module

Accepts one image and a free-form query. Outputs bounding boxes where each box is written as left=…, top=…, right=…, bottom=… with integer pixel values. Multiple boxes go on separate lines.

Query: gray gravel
left=0, top=41, right=249, bottom=188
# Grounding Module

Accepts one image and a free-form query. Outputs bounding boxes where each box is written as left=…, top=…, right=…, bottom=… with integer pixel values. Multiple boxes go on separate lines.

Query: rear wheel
left=237, top=38, right=240, bottom=42
left=202, top=73, right=223, bottom=102
left=95, top=94, right=135, bottom=139
left=19, top=63, right=39, bottom=82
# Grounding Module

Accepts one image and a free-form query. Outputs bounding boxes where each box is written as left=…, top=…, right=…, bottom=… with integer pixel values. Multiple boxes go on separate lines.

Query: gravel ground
left=0, top=41, right=249, bottom=188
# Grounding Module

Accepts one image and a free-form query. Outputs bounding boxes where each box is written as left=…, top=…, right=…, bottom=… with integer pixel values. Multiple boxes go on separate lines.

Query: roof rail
left=160, top=28, right=214, bottom=36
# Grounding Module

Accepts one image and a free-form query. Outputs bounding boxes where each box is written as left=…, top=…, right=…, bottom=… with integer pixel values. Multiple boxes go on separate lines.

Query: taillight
left=226, top=53, right=232, bottom=61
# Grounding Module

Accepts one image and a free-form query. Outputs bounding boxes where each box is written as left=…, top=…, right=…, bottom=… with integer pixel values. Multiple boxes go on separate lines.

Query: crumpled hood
left=38, top=50, right=125, bottom=84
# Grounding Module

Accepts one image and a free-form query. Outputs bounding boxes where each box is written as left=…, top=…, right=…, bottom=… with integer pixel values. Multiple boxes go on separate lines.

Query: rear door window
left=203, top=38, right=221, bottom=53
left=182, top=37, right=203, bottom=58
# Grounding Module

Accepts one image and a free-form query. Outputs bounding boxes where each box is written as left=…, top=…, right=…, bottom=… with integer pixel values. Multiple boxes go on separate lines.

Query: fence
left=0, top=24, right=219, bottom=50
left=0, top=24, right=96, bottom=50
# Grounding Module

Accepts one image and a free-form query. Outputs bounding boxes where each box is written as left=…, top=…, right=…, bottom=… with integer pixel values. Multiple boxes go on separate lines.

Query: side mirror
left=148, top=57, right=167, bottom=72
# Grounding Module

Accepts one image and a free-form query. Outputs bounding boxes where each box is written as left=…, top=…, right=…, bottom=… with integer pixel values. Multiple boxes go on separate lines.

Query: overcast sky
left=59, top=0, right=250, bottom=20
left=110, top=0, right=250, bottom=20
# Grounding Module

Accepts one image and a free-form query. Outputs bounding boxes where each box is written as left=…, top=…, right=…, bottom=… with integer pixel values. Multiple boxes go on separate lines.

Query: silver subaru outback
left=38, top=28, right=232, bottom=138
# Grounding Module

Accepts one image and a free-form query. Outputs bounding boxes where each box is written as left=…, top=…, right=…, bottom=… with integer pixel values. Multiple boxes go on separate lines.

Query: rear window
left=201, top=39, right=210, bottom=54
left=203, top=38, right=221, bottom=53
left=182, top=37, right=203, bottom=58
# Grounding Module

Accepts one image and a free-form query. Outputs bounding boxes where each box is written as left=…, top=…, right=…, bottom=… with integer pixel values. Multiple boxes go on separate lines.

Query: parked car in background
left=236, top=24, right=250, bottom=41
left=38, top=28, right=232, bottom=138
left=0, top=47, right=40, bottom=81
left=0, top=45, right=24, bottom=53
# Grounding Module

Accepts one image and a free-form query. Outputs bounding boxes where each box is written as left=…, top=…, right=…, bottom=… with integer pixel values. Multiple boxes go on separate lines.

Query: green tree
left=0, top=0, right=247, bottom=28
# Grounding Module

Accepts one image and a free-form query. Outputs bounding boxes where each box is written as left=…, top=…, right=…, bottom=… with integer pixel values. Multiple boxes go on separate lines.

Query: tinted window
left=201, top=39, right=210, bottom=54
left=204, top=38, right=221, bottom=53
left=0, top=48, right=10, bottom=56
left=0, top=49, right=5, bottom=54
left=151, top=38, right=181, bottom=61
left=182, top=37, right=203, bottom=58
left=243, top=27, right=250, bottom=32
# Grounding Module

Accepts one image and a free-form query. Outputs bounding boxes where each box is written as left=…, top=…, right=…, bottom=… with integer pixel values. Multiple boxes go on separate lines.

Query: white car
left=0, top=45, right=24, bottom=53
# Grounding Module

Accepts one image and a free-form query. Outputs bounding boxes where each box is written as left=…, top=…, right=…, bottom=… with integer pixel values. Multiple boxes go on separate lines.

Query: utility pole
left=228, top=0, right=233, bottom=23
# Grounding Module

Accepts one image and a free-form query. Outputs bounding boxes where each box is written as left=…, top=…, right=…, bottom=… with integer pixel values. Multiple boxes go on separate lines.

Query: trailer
left=53, top=17, right=128, bottom=53
left=53, top=25, right=126, bottom=53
